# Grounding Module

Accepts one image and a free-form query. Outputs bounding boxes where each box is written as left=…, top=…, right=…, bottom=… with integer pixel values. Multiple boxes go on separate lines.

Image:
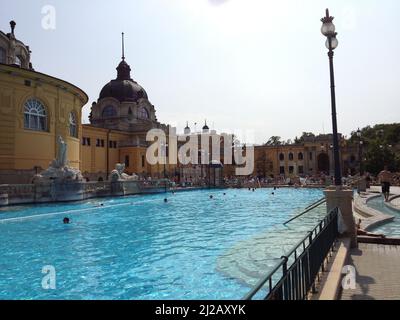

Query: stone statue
left=110, top=163, right=138, bottom=182
left=58, top=136, right=67, bottom=167
left=52, top=135, right=68, bottom=168
left=32, top=135, right=83, bottom=184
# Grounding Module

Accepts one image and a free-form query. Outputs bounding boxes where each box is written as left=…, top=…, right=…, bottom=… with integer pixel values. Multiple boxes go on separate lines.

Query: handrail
left=243, top=207, right=339, bottom=300
left=283, top=197, right=326, bottom=225
left=305, top=197, right=326, bottom=210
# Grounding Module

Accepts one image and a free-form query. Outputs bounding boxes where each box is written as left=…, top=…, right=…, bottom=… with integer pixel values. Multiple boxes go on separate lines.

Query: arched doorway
left=317, top=153, right=330, bottom=174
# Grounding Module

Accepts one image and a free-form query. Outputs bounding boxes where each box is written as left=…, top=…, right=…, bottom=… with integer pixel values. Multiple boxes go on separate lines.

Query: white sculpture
left=33, top=135, right=83, bottom=183
left=110, top=163, right=138, bottom=182
left=50, top=135, right=68, bottom=168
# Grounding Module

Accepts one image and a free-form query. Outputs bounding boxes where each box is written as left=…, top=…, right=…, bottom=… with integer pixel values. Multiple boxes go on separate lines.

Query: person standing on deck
left=378, top=166, right=393, bottom=202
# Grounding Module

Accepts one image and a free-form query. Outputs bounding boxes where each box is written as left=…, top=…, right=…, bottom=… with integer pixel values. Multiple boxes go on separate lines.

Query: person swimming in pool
left=164, top=198, right=168, bottom=203
left=63, top=217, right=70, bottom=224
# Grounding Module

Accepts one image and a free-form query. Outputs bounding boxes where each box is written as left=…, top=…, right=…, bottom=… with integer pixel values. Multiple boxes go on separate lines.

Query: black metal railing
left=243, top=207, right=339, bottom=300
left=283, top=197, right=327, bottom=225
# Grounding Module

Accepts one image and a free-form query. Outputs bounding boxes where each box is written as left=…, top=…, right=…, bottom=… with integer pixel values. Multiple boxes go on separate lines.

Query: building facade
left=81, top=50, right=177, bottom=181
left=0, top=21, right=88, bottom=184
left=254, top=134, right=361, bottom=179
left=0, top=21, right=362, bottom=185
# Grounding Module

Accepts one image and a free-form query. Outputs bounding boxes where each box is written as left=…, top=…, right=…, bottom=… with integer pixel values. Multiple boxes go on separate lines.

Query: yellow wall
left=0, top=64, right=87, bottom=177
left=81, top=126, right=131, bottom=177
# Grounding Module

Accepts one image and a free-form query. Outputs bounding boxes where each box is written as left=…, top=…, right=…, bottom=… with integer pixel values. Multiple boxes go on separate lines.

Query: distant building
left=254, top=134, right=360, bottom=179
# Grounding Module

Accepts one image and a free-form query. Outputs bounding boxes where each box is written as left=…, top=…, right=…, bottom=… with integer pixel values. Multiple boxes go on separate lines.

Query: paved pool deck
left=338, top=186, right=400, bottom=300
left=339, top=242, right=400, bottom=300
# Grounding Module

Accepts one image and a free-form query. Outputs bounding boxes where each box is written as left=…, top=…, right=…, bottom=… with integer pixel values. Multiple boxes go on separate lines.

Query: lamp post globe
left=325, top=35, right=338, bottom=50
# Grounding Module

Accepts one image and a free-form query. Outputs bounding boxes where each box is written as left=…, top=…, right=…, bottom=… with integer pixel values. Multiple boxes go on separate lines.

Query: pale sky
left=1, top=0, right=399, bottom=144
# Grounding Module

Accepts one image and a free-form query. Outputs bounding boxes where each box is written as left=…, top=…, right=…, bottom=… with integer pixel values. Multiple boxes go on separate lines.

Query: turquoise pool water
left=0, top=188, right=325, bottom=300
left=368, top=196, right=400, bottom=237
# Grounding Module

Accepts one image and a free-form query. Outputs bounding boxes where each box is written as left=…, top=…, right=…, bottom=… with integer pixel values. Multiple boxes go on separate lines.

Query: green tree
left=265, top=136, right=282, bottom=146
left=364, top=141, right=399, bottom=175
left=349, top=123, right=400, bottom=175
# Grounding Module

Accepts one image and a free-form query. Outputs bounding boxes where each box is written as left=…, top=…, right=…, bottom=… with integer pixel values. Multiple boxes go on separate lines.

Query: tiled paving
left=340, top=243, right=400, bottom=300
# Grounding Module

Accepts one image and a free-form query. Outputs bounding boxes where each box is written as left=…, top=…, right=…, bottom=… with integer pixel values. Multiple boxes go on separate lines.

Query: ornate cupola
left=184, top=121, right=191, bottom=135
left=89, top=33, right=163, bottom=133
left=202, top=120, right=209, bottom=133
left=98, top=33, right=148, bottom=103
left=116, top=59, right=132, bottom=81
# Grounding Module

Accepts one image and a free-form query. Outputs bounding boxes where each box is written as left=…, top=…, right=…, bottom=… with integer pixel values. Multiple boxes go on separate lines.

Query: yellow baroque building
left=253, top=134, right=360, bottom=179
left=0, top=21, right=360, bottom=185
left=0, top=21, right=178, bottom=184
left=0, top=22, right=88, bottom=184
left=80, top=45, right=177, bottom=181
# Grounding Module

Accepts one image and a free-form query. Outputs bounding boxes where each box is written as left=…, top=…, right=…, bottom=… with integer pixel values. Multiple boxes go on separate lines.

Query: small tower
left=184, top=121, right=191, bottom=135
left=202, top=120, right=209, bottom=133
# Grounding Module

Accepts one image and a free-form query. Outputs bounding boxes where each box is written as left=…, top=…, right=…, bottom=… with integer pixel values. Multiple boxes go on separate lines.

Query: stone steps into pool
left=216, top=207, right=327, bottom=288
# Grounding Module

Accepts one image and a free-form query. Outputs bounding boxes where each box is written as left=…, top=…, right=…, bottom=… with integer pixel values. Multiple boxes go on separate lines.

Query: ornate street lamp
left=321, top=9, right=341, bottom=186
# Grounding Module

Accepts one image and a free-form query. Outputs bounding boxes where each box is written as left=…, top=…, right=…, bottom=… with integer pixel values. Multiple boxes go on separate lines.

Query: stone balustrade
left=0, top=179, right=170, bottom=206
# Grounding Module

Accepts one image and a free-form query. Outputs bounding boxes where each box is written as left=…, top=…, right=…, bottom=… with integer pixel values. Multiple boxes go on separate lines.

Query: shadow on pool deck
left=339, top=243, right=400, bottom=300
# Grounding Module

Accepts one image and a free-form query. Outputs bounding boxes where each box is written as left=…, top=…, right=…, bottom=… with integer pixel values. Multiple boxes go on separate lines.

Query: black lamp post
left=321, top=9, right=342, bottom=186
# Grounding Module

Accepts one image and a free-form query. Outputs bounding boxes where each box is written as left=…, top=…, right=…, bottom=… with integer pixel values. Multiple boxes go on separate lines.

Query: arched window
left=0, top=47, right=6, bottom=64
left=138, top=106, right=149, bottom=120
left=279, top=153, right=285, bottom=161
left=298, top=152, right=304, bottom=161
left=24, top=99, right=47, bottom=131
left=289, top=153, right=294, bottom=161
left=69, top=112, right=78, bottom=138
left=102, top=105, right=117, bottom=118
